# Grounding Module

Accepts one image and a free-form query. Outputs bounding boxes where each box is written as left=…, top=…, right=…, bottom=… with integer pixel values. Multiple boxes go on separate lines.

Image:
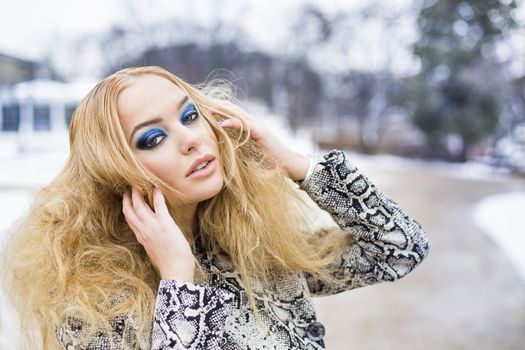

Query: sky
left=0, top=0, right=524, bottom=78
left=0, top=0, right=391, bottom=55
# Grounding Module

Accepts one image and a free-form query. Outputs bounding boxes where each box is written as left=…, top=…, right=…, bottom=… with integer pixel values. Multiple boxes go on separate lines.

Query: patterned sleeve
left=297, top=149, right=431, bottom=297
left=56, top=280, right=235, bottom=349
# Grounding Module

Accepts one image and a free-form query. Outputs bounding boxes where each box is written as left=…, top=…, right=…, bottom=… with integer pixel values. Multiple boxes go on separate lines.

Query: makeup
left=134, top=100, right=200, bottom=150
left=186, top=159, right=217, bottom=179
left=136, top=128, right=167, bottom=150
left=180, top=102, right=199, bottom=125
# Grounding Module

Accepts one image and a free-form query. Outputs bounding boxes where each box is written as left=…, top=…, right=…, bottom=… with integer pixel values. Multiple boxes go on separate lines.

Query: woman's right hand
left=122, top=185, right=195, bottom=283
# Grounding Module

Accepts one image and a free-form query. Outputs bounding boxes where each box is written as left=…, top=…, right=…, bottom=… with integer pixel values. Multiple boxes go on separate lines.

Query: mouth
left=185, top=155, right=217, bottom=177
left=186, top=159, right=217, bottom=179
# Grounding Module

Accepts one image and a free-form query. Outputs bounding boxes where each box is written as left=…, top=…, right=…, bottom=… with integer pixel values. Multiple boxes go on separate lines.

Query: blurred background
left=0, top=0, right=524, bottom=349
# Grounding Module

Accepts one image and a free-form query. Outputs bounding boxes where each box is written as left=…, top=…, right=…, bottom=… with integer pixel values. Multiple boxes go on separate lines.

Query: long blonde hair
left=1, top=66, right=351, bottom=349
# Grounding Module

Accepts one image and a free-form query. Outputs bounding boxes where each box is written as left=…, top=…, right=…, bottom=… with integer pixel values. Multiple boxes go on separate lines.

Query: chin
left=184, top=177, right=224, bottom=204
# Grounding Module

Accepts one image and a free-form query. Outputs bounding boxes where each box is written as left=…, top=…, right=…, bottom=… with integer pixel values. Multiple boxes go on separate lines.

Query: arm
left=295, top=149, right=431, bottom=297
left=56, top=281, right=235, bottom=350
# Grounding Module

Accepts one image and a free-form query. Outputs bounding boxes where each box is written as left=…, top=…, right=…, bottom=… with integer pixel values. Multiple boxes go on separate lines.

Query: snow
left=472, top=191, right=525, bottom=282
left=0, top=79, right=98, bottom=103
left=1, top=108, right=524, bottom=346
left=0, top=190, right=35, bottom=233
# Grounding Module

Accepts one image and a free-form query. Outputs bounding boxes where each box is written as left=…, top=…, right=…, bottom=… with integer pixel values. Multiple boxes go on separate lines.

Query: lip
left=186, top=159, right=217, bottom=179
left=185, top=154, right=216, bottom=177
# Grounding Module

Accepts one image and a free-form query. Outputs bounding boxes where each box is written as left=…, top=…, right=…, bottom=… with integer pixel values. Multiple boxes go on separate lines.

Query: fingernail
left=217, top=120, right=224, bottom=125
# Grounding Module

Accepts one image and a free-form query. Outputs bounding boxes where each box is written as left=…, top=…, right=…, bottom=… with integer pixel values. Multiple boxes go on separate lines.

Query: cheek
left=202, top=123, right=219, bottom=147
left=138, top=152, right=183, bottom=186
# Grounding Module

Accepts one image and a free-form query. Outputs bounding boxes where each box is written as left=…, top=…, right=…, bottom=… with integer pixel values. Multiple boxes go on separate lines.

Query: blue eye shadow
left=180, top=102, right=199, bottom=124
left=136, top=128, right=167, bottom=149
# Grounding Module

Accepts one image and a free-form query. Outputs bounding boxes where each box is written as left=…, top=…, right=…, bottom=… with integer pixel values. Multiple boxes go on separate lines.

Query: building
left=0, top=79, right=96, bottom=155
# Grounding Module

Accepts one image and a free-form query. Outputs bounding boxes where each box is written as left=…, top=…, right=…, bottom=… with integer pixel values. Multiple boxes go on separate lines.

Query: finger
left=127, top=218, right=146, bottom=245
left=131, top=186, right=154, bottom=221
left=122, top=192, right=143, bottom=230
left=217, top=119, right=230, bottom=127
left=122, top=192, right=147, bottom=243
left=152, top=186, right=169, bottom=217
left=218, top=118, right=244, bottom=129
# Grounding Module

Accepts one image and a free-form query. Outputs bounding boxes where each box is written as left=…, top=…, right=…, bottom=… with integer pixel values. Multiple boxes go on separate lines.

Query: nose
left=178, top=127, right=202, bottom=154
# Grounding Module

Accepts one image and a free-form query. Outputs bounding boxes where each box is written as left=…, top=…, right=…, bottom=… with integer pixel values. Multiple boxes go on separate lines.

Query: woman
left=1, top=66, right=430, bottom=349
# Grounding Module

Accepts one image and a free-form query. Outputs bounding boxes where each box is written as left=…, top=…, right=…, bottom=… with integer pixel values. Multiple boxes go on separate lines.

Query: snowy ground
left=472, top=191, right=525, bottom=281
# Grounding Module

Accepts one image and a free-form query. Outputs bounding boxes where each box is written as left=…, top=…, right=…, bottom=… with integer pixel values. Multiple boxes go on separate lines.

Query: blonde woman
left=1, top=66, right=430, bottom=349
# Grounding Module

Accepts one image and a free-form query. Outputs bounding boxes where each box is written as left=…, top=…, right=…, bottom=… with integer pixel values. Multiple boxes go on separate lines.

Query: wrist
left=301, top=157, right=316, bottom=182
left=161, top=271, right=195, bottom=283
left=298, top=159, right=324, bottom=187
left=277, top=150, right=310, bottom=181
left=160, top=259, right=195, bottom=283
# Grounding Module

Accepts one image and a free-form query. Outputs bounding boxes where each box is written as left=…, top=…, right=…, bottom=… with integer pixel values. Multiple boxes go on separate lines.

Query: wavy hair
left=1, top=66, right=351, bottom=349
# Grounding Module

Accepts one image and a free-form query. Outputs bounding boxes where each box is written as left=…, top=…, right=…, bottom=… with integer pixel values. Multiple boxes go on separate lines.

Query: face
left=117, top=74, right=223, bottom=205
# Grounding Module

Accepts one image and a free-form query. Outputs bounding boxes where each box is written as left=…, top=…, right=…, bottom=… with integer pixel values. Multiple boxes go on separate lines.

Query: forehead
left=117, top=74, right=185, bottom=137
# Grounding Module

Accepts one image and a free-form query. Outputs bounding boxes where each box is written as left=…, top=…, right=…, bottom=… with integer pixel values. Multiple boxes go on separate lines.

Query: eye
left=136, top=129, right=167, bottom=150
left=181, top=103, right=200, bottom=125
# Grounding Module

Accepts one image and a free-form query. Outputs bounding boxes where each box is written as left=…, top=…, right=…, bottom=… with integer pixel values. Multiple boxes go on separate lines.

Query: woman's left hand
left=213, top=101, right=312, bottom=182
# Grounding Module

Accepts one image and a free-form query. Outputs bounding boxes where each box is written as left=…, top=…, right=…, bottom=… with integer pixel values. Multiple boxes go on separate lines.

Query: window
left=2, top=104, right=20, bottom=131
left=33, top=105, right=51, bottom=131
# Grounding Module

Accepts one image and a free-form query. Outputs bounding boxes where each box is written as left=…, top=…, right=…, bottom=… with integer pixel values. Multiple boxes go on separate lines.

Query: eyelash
left=136, top=104, right=200, bottom=150
left=181, top=106, right=199, bottom=125
left=137, top=129, right=167, bottom=150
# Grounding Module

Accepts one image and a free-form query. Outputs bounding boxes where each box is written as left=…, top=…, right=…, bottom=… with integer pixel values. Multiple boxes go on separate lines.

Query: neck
left=177, top=203, right=198, bottom=236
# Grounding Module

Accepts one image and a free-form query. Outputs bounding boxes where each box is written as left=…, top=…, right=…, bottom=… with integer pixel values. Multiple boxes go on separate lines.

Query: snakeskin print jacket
left=57, top=149, right=431, bottom=349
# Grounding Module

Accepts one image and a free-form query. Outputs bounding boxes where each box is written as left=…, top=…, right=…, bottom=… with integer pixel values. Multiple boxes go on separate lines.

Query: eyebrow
left=129, top=95, right=189, bottom=144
